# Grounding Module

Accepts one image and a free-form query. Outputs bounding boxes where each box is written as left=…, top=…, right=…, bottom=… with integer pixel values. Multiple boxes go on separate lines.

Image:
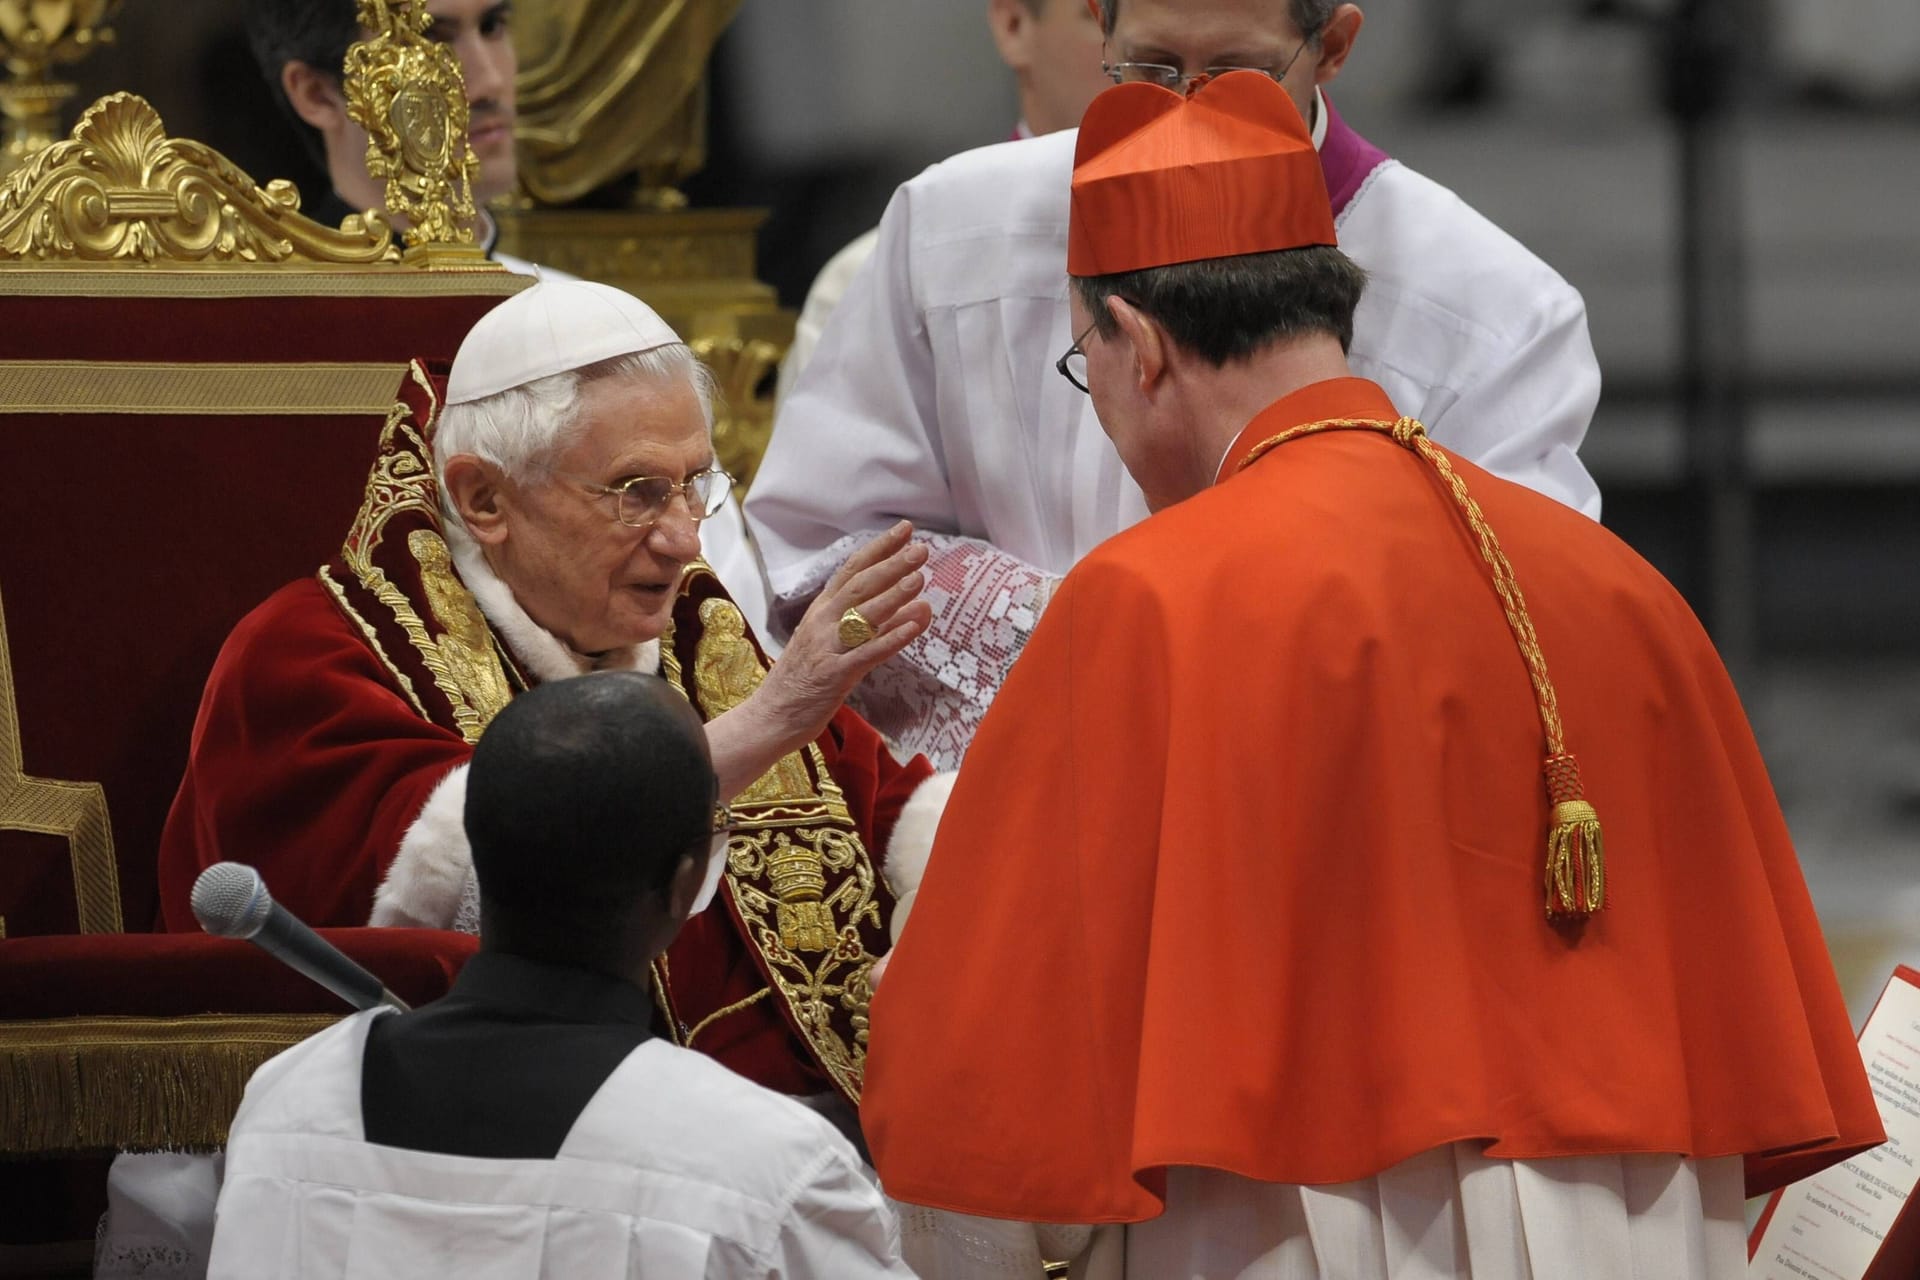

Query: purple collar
left=1319, top=95, right=1390, bottom=219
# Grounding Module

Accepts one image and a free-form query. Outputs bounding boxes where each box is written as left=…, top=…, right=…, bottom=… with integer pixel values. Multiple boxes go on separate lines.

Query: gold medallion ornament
left=344, top=0, right=483, bottom=262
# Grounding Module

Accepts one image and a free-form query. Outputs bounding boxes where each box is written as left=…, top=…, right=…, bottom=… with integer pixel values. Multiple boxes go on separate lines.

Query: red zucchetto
left=1067, top=70, right=1338, bottom=277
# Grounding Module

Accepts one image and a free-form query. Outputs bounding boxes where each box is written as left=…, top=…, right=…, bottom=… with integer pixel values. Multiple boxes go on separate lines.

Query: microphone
left=191, top=862, right=410, bottom=1013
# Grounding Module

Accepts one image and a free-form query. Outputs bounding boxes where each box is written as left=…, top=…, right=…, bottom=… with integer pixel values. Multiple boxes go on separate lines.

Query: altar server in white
left=208, top=673, right=914, bottom=1280
left=748, top=0, right=1604, bottom=768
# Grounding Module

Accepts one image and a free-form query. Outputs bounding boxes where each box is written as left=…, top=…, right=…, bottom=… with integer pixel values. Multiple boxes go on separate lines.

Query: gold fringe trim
left=0, top=1013, right=339, bottom=1155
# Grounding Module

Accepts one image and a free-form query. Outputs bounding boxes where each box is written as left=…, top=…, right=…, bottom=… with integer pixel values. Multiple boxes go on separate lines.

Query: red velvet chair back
left=0, top=278, right=523, bottom=937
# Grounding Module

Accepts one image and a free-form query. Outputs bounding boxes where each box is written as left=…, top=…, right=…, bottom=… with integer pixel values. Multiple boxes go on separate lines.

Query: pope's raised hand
left=754, top=521, right=931, bottom=744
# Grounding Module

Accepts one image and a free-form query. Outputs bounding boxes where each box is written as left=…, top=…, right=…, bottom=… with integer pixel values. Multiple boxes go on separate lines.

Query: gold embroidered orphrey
left=345, top=0, right=482, bottom=258
left=0, top=581, right=123, bottom=935
left=0, top=93, right=396, bottom=266
left=664, top=581, right=886, bottom=1101
left=331, top=364, right=512, bottom=743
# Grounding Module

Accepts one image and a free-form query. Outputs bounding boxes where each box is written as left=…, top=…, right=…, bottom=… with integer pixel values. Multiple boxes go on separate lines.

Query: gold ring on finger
left=838, top=608, right=876, bottom=649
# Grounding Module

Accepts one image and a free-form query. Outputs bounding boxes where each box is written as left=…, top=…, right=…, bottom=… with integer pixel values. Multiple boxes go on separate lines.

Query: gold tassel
left=1546, top=799, right=1605, bottom=918
left=1237, top=417, right=1614, bottom=929
left=1543, top=754, right=1605, bottom=920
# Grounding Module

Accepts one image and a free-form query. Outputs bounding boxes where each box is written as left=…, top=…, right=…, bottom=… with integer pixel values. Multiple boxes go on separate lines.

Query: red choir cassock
left=159, top=360, right=932, bottom=1101
left=861, top=72, right=1881, bottom=1223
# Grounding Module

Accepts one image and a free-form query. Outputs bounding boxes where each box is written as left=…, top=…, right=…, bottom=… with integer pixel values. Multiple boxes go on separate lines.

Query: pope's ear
left=441, top=454, right=508, bottom=544
left=1106, top=296, right=1167, bottom=393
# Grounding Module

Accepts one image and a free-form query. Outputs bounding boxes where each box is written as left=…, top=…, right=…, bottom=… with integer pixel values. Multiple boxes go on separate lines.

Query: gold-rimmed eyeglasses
left=574, top=468, right=734, bottom=528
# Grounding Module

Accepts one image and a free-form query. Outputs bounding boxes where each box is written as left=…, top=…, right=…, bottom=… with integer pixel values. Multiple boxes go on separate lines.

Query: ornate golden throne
left=0, top=3, right=517, bottom=1268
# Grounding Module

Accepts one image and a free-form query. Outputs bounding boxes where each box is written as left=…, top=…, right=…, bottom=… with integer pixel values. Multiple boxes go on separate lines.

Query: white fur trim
left=370, top=764, right=472, bottom=928
left=444, top=522, right=660, bottom=682
left=883, top=770, right=958, bottom=944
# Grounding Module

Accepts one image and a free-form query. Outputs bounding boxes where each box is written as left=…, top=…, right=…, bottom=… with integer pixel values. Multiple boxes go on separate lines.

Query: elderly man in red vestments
left=861, top=74, right=1882, bottom=1278
left=160, top=280, right=954, bottom=1111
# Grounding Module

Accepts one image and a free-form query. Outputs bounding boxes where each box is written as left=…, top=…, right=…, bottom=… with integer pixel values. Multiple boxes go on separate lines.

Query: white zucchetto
left=447, top=280, right=684, bottom=405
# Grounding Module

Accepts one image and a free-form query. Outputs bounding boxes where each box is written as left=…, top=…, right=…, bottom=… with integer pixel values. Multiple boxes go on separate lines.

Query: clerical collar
left=452, top=951, right=655, bottom=1028
left=443, top=521, right=661, bottom=682
left=1215, top=377, right=1400, bottom=486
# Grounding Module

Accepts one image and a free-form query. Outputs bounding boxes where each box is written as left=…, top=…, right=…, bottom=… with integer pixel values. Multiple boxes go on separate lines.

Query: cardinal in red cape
left=861, top=72, right=1881, bottom=1278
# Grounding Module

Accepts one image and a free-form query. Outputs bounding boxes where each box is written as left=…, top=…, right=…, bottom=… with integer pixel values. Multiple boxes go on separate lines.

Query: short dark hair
left=1096, top=0, right=1337, bottom=40
left=1072, top=245, right=1367, bottom=364
left=466, top=672, right=717, bottom=935
left=245, top=0, right=359, bottom=167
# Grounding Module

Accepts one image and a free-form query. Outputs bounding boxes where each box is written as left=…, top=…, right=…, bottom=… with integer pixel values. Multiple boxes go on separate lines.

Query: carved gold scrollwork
left=0, top=93, right=396, bottom=265
left=345, top=0, right=481, bottom=258
left=0, top=582, right=122, bottom=933
left=692, top=335, right=783, bottom=493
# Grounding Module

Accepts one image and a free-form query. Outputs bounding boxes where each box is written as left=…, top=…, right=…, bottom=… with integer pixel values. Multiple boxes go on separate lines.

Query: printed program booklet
left=1749, top=964, right=1920, bottom=1280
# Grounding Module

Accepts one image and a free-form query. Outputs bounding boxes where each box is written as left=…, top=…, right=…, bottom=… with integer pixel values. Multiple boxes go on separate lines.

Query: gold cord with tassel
left=1238, top=415, right=1607, bottom=921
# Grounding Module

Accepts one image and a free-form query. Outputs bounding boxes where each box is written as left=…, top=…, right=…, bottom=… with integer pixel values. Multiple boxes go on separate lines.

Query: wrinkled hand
left=753, top=521, right=932, bottom=747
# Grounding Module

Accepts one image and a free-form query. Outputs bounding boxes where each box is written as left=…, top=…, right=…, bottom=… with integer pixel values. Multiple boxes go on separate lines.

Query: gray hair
left=435, top=345, right=720, bottom=520
left=1096, top=0, right=1336, bottom=40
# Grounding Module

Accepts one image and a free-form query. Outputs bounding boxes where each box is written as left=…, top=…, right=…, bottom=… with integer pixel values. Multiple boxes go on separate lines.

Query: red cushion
left=0, top=928, right=477, bottom=1018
